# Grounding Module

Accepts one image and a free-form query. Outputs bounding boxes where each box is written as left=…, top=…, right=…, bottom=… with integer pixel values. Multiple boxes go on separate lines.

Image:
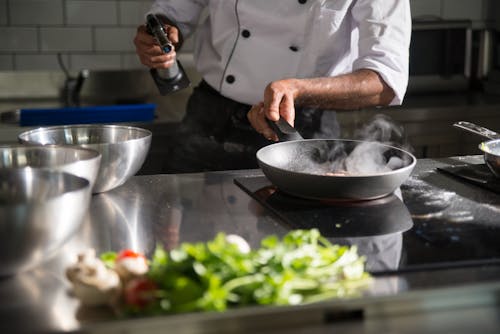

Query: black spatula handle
left=266, top=118, right=304, bottom=142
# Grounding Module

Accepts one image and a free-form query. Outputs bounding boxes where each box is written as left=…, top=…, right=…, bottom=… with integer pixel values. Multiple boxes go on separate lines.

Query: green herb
left=106, top=229, right=372, bottom=316
left=100, top=251, right=117, bottom=269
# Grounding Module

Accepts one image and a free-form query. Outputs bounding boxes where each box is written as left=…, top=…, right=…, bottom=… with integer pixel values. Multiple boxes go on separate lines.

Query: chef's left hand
left=247, top=79, right=299, bottom=141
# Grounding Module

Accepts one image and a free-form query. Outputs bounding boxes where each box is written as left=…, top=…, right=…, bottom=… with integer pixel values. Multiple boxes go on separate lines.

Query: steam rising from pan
left=296, top=115, right=413, bottom=175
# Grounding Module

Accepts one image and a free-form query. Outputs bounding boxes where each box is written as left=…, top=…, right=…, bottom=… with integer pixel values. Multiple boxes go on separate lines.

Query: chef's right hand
left=247, top=79, right=299, bottom=141
left=247, top=102, right=279, bottom=141
left=133, top=24, right=179, bottom=70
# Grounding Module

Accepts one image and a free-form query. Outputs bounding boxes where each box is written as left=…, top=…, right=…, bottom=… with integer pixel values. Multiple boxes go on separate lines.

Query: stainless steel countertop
left=2, top=156, right=500, bottom=334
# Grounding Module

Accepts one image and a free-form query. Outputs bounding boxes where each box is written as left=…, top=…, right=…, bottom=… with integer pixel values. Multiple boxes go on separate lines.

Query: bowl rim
left=0, top=168, right=91, bottom=204
left=18, top=124, right=152, bottom=144
left=0, top=168, right=91, bottom=277
left=0, top=143, right=101, bottom=160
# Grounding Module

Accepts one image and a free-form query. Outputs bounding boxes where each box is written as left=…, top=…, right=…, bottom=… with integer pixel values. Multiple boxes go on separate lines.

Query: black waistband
left=192, top=79, right=330, bottom=139
left=198, top=80, right=219, bottom=95
left=197, top=80, right=252, bottom=110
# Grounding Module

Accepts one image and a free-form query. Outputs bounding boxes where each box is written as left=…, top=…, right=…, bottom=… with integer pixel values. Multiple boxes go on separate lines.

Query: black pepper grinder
left=146, top=14, right=191, bottom=95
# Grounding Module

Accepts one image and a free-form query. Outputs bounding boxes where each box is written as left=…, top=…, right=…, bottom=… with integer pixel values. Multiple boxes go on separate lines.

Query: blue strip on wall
left=19, top=104, right=156, bottom=126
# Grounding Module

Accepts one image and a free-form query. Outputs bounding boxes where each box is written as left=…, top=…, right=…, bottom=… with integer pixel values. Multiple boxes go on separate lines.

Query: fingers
left=262, top=81, right=296, bottom=126
left=263, top=86, right=282, bottom=122
left=165, top=26, right=179, bottom=46
left=134, top=24, right=177, bottom=69
left=139, top=51, right=177, bottom=69
left=279, top=94, right=295, bottom=127
left=137, top=52, right=176, bottom=69
left=134, top=25, right=155, bottom=45
left=247, top=103, right=278, bottom=141
left=249, top=80, right=299, bottom=141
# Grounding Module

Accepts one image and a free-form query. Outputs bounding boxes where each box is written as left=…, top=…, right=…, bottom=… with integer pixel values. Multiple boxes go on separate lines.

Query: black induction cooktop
left=437, top=164, right=500, bottom=195
left=235, top=175, right=500, bottom=275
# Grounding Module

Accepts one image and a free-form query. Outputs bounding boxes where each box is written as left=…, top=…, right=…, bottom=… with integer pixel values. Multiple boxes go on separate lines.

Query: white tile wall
left=95, top=27, right=136, bottom=51
left=15, top=54, right=69, bottom=70
left=442, top=0, right=484, bottom=21
left=40, top=27, right=92, bottom=51
left=119, top=1, right=151, bottom=26
left=0, top=55, right=13, bottom=70
left=10, top=0, right=64, bottom=25
left=410, top=0, right=441, bottom=19
left=70, top=54, right=122, bottom=70
left=0, top=0, right=493, bottom=71
left=66, top=0, right=118, bottom=26
left=0, top=27, right=38, bottom=52
left=121, top=52, right=143, bottom=69
left=0, top=0, right=8, bottom=25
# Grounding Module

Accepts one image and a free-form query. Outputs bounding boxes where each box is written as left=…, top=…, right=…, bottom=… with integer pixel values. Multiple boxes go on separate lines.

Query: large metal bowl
left=18, top=124, right=152, bottom=193
left=0, top=169, right=92, bottom=276
left=0, top=144, right=101, bottom=191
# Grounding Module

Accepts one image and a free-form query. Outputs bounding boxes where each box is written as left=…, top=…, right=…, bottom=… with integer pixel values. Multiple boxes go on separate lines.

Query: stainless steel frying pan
left=454, top=121, right=500, bottom=177
left=256, top=119, right=416, bottom=200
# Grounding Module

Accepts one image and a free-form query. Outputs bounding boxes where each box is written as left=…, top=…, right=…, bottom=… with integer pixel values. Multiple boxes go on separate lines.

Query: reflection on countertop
left=2, top=157, right=500, bottom=333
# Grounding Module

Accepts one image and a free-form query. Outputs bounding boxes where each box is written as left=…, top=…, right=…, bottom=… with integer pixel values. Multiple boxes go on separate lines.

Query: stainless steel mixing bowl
left=0, top=169, right=92, bottom=276
left=18, top=124, right=152, bottom=193
left=0, top=144, right=101, bottom=191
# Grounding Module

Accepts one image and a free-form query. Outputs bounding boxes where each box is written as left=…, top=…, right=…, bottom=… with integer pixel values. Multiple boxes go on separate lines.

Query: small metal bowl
left=0, top=144, right=101, bottom=191
left=0, top=169, right=92, bottom=276
left=18, top=124, right=152, bottom=193
left=479, top=140, right=500, bottom=177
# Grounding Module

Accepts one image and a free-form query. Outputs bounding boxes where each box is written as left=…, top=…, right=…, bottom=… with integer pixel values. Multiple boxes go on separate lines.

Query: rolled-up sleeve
left=149, top=0, right=208, bottom=38
left=351, top=0, right=411, bottom=105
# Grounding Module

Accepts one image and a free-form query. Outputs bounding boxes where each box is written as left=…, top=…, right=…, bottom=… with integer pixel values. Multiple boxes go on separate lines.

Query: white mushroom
left=66, top=249, right=121, bottom=306
left=114, top=255, right=149, bottom=282
left=225, top=234, right=251, bottom=254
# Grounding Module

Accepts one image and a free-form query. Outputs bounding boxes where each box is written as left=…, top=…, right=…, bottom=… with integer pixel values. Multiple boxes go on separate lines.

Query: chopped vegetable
left=117, top=249, right=147, bottom=261
left=124, top=277, right=158, bottom=309
left=114, top=249, right=149, bottom=281
left=65, top=249, right=122, bottom=306
left=93, top=229, right=372, bottom=316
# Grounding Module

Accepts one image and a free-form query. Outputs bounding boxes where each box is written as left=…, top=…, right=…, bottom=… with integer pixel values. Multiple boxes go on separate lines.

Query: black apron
left=162, top=80, right=339, bottom=173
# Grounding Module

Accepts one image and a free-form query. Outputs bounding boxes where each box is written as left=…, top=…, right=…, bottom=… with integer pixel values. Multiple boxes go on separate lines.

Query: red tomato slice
left=124, top=277, right=157, bottom=308
left=117, top=249, right=146, bottom=261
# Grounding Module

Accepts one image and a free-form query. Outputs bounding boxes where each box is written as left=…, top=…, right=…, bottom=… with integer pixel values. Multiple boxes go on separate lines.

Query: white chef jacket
left=150, top=0, right=411, bottom=106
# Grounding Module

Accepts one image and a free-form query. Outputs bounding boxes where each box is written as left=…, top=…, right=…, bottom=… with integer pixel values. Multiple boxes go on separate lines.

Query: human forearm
left=249, top=69, right=396, bottom=141
left=284, top=69, right=395, bottom=110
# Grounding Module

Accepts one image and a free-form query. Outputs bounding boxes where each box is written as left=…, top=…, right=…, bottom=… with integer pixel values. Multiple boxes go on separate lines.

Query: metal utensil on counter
left=0, top=169, right=91, bottom=277
left=453, top=121, right=500, bottom=177
left=0, top=144, right=101, bottom=191
left=18, top=124, right=152, bottom=193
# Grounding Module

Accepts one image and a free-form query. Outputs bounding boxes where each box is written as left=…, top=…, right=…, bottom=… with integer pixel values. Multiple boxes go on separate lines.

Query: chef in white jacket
left=134, top=0, right=411, bottom=172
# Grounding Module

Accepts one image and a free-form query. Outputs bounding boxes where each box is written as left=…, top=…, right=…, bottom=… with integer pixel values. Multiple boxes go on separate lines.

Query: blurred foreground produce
left=67, top=229, right=372, bottom=317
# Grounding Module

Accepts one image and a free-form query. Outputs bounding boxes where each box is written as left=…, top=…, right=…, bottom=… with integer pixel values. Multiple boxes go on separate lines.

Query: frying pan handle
left=453, top=121, right=500, bottom=140
left=266, top=118, right=304, bottom=142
